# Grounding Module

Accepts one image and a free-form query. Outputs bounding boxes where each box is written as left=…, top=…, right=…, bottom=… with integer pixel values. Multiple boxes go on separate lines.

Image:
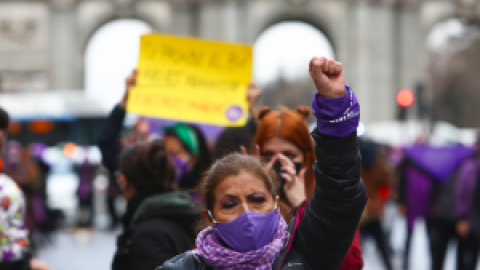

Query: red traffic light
left=397, top=89, right=414, bottom=108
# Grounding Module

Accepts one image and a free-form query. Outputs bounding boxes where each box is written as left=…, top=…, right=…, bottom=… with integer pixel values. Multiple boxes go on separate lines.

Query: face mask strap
left=208, top=210, right=217, bottom=223
left=182, top=155, right=192, bottom=163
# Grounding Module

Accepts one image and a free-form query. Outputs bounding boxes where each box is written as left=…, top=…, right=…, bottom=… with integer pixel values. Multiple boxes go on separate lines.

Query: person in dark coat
left=98, top=72, right=134, bottom=229
left=213, top=83, right=260, bottom=159
left=454, top=154, right=479, bottom=270
left=112, top=139, right=199, bottom=270
left=157, top=57, right=367, bottom=270
left=359, top=140, right=394, bottom=270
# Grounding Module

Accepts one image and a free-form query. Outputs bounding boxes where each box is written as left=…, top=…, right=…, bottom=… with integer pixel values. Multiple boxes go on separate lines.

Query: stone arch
left=83, top=18, right=152, bottom=108
left=81, top=15, right=157, bottom=55
left=251, top=12, right=337, bottom=56
left=79, top=15, right=155, bottom=90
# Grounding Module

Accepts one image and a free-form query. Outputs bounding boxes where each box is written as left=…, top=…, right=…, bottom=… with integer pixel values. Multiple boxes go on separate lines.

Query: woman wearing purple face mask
left=164, top=123, right=213, bottom=192
left=157, top=57, right=367, bottom=270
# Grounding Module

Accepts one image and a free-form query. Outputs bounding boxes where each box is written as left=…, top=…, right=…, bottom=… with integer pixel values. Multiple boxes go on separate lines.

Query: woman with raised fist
left=157, top=57, right=367, bottom=270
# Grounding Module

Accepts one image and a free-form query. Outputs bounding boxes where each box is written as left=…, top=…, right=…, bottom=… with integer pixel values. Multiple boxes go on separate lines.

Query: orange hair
left=252, top=106, right=316, bottom=201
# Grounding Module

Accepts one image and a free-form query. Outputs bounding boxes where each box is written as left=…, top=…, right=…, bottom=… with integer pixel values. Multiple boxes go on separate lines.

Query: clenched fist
left=309, top=57, right=345, bottom=99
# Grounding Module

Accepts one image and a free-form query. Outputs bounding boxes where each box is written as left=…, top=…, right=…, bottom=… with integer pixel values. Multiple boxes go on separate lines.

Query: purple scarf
left=193, top=218, right=290, bottom=270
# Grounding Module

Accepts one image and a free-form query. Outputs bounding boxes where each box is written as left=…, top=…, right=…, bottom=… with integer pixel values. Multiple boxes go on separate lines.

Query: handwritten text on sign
left=128, top=34, right=252, bottom=126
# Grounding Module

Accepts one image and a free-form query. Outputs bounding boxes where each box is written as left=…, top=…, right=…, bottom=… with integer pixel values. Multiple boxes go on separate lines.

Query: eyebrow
left=219, top=194, right=238, bottom=201
left=247, top=191, right=266, bottom=197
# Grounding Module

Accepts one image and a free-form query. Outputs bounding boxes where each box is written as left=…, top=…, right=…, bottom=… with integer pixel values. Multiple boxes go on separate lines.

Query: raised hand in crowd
left=247, top=83, right=261, bottom=121
left=309, top=57, right=345, bottom=98
left=119, top=69, right=137, bottom=108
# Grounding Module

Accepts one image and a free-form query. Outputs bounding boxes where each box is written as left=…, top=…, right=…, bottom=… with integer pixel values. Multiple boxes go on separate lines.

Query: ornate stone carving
left=0, top=3, right=49, bottom=51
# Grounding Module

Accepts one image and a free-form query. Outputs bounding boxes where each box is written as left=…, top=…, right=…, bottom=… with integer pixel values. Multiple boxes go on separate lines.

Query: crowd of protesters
left=0, top=55, right=479, bottom=270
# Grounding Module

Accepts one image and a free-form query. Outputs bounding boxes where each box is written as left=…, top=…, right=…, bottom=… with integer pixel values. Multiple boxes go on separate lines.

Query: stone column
left=49, top=1, right=81, bottom=90
left=347, top=1, right=396, bottom=124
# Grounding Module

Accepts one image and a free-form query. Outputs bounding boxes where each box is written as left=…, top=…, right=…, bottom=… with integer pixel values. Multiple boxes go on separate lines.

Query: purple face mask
left=171, top=156, right=190, bottom=182
left=208, top=202, right=281, bottom=252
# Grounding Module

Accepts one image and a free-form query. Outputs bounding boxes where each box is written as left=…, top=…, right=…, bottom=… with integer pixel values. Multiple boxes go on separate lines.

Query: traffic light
left=415, top=83, right=429, bottom=118
left=396, top=89, right=414, bottom=121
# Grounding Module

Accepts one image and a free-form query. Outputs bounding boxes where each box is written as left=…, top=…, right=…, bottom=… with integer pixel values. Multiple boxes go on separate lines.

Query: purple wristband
left=312, top=85, right=360, bottom=137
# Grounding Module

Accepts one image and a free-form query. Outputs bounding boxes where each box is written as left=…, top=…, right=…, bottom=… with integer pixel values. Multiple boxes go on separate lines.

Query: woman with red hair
left=249, top=105, right=364, bottom=270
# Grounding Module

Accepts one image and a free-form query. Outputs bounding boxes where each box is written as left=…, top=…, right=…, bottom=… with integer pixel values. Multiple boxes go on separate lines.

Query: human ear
left=202, top=209, right=214, bottom=227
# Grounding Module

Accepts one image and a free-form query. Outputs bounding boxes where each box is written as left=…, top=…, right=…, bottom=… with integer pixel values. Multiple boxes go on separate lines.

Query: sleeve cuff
left=312, top=85, right=360, bottom=137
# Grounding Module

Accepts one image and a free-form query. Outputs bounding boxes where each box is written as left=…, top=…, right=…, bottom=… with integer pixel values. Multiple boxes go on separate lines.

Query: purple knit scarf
left=193, top=218, right=290, bottom=270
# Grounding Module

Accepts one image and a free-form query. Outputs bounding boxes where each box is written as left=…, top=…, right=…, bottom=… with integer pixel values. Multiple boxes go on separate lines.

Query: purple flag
left=404, top=144, right=475, bottom=182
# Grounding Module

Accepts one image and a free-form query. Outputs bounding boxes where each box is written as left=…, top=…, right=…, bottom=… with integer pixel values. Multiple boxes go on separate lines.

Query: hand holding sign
left=247, top=83, right=261, bottom=121
left=120, top=70, right=137, bottom=108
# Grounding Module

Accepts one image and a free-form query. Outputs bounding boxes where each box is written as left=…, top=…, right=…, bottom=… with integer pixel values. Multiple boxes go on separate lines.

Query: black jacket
left=112, top=191, right=200, bottom=270
left=0, top=258, right=31, bottom=270
left=157, top=130, right=367, bottom=270
left=98, top=105, right=125, bottom=181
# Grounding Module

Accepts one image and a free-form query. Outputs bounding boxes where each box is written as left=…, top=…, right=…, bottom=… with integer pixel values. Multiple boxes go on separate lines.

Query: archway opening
left=253, top=21, right=335, bottom=112
left=85, top=19, right=152, bottom=110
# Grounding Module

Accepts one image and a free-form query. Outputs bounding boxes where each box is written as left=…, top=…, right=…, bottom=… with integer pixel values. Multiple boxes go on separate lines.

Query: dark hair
left=118, top=139, right=176, bottom=192
left=164, top=124, right=213, bottom=180
left=0, top=107, right=9, bottom=131
left=197, top=153, right=278, bottom=211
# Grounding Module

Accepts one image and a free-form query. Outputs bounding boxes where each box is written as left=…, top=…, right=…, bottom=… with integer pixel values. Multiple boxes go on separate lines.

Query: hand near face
left=269, top=154, right=306, bottom=208
left=309, top=57, right=345, bottom=99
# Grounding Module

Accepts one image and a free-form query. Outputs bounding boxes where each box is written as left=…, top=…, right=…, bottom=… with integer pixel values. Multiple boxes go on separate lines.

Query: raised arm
left=97, top=70, right=136, bottom=174
left=294, top=57, right=367, bottom=270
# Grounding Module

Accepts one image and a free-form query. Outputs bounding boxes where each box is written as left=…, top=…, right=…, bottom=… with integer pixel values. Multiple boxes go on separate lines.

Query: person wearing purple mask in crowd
left=163, top=123, right=212, bottom=192
left=156, top=57, right=367, bottom=270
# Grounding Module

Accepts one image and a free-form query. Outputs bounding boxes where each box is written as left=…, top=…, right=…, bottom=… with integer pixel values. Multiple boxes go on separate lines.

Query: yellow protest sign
left=127, top=34, right=252, bottom=126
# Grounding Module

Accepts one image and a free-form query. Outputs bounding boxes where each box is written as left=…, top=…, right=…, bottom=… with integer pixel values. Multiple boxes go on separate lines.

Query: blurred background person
left=112, top=139, right=199, bottom=270
left=98, top=70, right=151, bottom=230
left=0, top=107, right=51, bottom=270
left=453, top=137, right=480, bottom=270
left=396, top=143, right=475, bottom=270
left=163, top=123, right=212, bottom=192
left=73, top=153, right=98, bottom=228
left=359, top=139, right=394, bottom=270
left=3, top=142, right=47, bottom=253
